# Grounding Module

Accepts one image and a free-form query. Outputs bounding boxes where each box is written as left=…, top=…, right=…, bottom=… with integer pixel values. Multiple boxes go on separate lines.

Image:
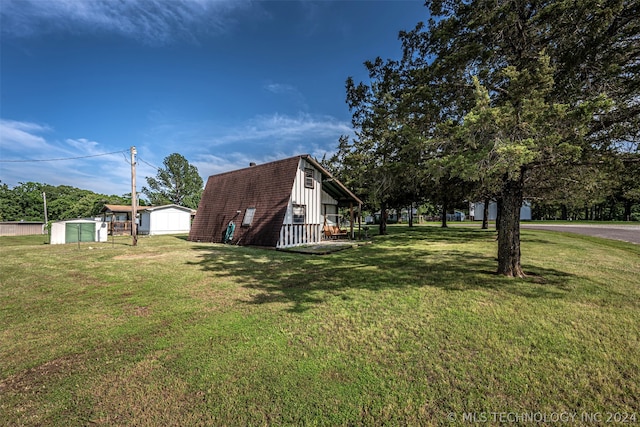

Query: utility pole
left=42, top=192, right=48, bottom=241
left=42, top=191, right=48, bottom=226
left=131, top=146, right=138, bottom=246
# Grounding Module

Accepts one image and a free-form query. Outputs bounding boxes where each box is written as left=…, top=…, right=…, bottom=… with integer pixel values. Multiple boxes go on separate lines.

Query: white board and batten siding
left=278, top=158, right=336, bottom=248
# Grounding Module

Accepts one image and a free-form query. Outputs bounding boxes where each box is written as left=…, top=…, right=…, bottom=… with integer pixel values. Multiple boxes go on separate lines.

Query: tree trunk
left=482, top=197, right=490, bottom=229
left=561, top=205, right=568, bottom=220
left=497, top=175, right=525, bottom=278
left=379, top=202, right=388, bottom=235
left=495, top=197, right=502, bottom=231
left=408, top=204, right=414, bottom=227
left=441, top=202, right=448, bottom=228
left=624, top=200, right=632, bottom=222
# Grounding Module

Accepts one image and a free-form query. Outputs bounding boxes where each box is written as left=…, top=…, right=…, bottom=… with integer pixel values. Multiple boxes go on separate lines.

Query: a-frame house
left=188, top=155, right=362, bottom=248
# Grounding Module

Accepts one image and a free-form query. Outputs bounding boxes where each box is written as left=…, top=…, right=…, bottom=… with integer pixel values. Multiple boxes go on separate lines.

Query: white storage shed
left=50, top=219, right=108, bottom=245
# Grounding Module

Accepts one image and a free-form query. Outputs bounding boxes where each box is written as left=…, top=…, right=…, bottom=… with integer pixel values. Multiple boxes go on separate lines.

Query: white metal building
left=472, top=201, right=532, bottom=221
left=50, top=219, right=108, bottom=244
left=138, top=204, right=194, bottom=235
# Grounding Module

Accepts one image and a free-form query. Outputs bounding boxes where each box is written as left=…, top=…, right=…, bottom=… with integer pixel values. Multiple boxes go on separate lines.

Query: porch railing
left=110, top=221, right=132, bottom=236
left=277, top=224, right=322, bottom=248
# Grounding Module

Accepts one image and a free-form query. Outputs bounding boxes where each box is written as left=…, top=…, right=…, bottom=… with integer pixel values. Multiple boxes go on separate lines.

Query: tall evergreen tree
left=334, top=57, right=431, bottom=235
left=397, top=0, right=638, bottom=276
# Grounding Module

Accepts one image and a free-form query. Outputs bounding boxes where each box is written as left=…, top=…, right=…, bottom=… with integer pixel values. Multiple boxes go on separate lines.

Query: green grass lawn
left=1, top=227, right=638, bottom=426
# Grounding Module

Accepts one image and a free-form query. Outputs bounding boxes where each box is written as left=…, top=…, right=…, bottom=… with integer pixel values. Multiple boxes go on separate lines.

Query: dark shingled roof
left=188, top=156, right=300, bottom=246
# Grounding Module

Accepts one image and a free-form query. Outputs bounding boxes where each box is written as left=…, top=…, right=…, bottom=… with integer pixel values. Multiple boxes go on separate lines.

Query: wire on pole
left=0, top=150, right=128, bottom=163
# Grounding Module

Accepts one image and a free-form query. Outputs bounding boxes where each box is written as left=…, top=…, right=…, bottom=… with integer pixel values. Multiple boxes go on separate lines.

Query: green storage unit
left=65, top=222, right=96, bottom=243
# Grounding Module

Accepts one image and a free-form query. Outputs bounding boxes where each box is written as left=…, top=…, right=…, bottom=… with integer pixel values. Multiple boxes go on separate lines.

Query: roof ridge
left=205, top=154, right=308, bottom=178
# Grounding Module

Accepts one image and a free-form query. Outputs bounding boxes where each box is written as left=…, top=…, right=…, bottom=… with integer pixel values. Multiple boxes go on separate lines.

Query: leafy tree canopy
left=142, top=153, right=203, bottom=209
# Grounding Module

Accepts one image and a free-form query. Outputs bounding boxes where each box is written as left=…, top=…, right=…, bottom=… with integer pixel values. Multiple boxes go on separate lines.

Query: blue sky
left=0, top=0, right=427, bottom=196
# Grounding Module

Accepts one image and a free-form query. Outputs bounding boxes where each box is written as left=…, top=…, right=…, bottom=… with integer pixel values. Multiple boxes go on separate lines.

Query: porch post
left=349, top=202, right=354, bottom=240
left=358, top=203, right=362, bottom=239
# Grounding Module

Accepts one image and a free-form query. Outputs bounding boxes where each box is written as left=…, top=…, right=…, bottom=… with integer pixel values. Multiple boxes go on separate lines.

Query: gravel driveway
left=521, top=223, right=640, bottom=245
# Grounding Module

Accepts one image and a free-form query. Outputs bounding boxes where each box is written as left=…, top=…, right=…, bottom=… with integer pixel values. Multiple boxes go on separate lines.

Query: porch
left=277, top=239, right=371, bottom=254
left=109, top=221, right=133, bottom=236
left=277, top=224, right=323, bottom=248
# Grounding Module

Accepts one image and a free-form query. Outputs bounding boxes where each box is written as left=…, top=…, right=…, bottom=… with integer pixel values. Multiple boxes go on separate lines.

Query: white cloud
left=0, top=0, right=252, bottom=43
left=206, top=112, right=353, bottom=146
left=0, top=119, right=53, bottom=151
left=264, top=82, right=309, bottom=110
left=0, top=151, right=134, bottom=196
left=193, top=152, right=258, bottom=178
left=0, top=113, right=353, bottom=195
left=189, top=112, right=354, bottom=178
left=138, top=111, right=353, bottom=180
left=264, top=83, right=297, bottom=95
left=0, top=119, right=135, bottom=195
left=65, top=138, right=101, bottom=154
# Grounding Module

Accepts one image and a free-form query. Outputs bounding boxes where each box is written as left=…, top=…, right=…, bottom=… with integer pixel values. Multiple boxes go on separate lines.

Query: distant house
left=101, top=203, right=194, bottom=236
left=50, top=219, right=108, bottom=244
left=138, top=204, right=195, bottom=235
left=471, top=201, right=532, bottom=221
left=0, top=221, right=45, bottom=237
left=101, top=204, right=137, bottom=235
left=188, top=154, right=362, bottom=248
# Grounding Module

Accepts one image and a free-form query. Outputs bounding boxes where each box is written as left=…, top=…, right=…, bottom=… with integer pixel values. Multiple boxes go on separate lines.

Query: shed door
left=65, top=223, right=95, bottom=243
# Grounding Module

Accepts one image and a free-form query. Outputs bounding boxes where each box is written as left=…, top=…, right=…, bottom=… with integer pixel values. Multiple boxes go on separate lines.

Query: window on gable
left=242, top=208, right=256, bottom=226
left=292, top=204, right=306, bottom=224
left=304, top=168, right=314, bottom=189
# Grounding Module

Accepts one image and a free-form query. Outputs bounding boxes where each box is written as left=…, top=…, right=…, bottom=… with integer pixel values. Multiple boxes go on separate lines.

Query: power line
left=138, top=157, right=160, bottom=171
left=0, top=149, right=128, bottom=163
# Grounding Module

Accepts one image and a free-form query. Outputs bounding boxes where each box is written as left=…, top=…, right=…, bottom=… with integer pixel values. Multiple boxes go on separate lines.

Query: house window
left=292, top=204, right=306, bottom=224
left=242, top=208, right=256, bottom=226
left=304, top=168, right=314, bottom=189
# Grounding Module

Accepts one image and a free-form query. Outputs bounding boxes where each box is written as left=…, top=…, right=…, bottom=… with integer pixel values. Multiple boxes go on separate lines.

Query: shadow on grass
left=187, top=226, right=575, bottom=312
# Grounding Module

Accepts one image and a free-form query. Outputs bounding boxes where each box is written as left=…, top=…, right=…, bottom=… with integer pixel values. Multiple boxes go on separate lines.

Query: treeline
left=506, top=152, right=639, bottom=222
left=0, top=181, right=134, bottom=222
left=328, top=135, right=640, bottom=224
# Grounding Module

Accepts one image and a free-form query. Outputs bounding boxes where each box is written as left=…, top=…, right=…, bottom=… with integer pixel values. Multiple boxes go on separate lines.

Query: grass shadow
left=187, top=226, right=576, bottom=312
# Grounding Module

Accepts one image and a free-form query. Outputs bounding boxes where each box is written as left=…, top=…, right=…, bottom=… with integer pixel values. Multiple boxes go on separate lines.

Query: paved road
left=520, top=223, right=640, bottom=245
